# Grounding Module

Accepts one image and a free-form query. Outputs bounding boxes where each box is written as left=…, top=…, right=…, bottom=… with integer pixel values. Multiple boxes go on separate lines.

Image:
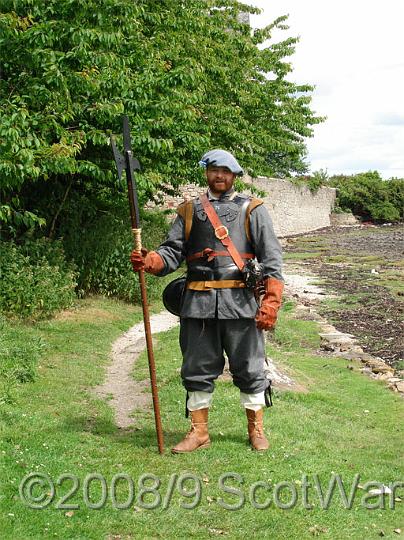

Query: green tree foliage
left=0, top=0, right=322, bottom=239
left=329, top=172, right=404, bottom=222
left=59, top=197, right=170, bottom=301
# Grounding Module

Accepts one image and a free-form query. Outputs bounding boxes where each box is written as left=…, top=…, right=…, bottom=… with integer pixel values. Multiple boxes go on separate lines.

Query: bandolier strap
left=199, top=193, right=245, bottom=271
left=177, top=195, right=264, bottom=290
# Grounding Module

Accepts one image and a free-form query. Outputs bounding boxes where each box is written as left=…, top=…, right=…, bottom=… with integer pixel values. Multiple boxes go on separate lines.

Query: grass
left=350, top=255, right=386, bottom=265
left=0, top=319, right=46, bottom=404
left=283, top=252, right=325, bottom=261
left=0, top=296, right=403, bottom=539
left=319, top=292, right=375, bottom=313
left=377, top=269, right=404, bottom=296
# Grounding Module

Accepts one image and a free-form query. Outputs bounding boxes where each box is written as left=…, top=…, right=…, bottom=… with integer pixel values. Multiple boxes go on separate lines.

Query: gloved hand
left=130, top=248, right=165, bottom=275
left=255, top=277, right=284, bottom=330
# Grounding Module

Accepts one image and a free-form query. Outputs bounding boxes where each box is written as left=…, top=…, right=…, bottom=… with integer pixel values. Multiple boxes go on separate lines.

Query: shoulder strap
left=177, top=200, right=194, bottom=241
left=245, top=198, right=263, bottom=242
left=199, top=194, right=245, bottom=271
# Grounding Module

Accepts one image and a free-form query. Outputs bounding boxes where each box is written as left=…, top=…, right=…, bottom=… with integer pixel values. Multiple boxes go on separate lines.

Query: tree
left=0, top=0, right=322, bottom=238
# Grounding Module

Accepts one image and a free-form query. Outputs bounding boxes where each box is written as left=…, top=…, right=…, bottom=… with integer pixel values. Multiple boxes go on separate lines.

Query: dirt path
left=94, top=311, right=178, bottom=428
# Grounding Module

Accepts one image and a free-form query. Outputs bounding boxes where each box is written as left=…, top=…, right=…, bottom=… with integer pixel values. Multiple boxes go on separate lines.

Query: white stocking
left=240, top=391, right=265, bottom=411
left=187, top=390, right=213, bottom=411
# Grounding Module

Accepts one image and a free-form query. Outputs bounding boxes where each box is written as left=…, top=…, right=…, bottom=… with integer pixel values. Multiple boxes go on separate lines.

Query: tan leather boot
left=246, top=408, right=269, bottom=451
left=171, top=408, right=211, bottom=454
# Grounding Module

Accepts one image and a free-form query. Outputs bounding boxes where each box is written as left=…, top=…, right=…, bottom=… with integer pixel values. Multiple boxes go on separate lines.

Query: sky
left=248, top=0, right=404, bottom=179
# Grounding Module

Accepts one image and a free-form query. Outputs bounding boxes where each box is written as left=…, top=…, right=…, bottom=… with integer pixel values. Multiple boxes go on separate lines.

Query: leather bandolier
left=183, top=195, right=257, bottom=285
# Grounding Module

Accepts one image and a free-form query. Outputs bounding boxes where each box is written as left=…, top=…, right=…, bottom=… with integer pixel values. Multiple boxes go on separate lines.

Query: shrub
left=0, top=317, right=45, bottom=403
left=59, top=193, right=171, bottom=302
left=291, top=169, right=328, bottom=193
left=329, top=172, right=403, bottom=222
left=0, top=239, right=77, bottom=320
left=386, top=178, right=404, bottom=221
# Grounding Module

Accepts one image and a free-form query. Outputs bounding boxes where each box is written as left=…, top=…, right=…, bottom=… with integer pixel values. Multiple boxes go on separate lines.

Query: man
left=130, top=149, right=283, bottom=453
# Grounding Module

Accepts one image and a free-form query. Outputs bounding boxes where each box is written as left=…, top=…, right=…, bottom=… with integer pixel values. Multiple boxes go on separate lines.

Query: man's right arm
left=154, top=214, right=187, bottom=276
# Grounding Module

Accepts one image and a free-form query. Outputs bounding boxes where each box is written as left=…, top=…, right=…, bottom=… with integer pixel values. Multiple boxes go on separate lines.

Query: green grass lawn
left=0, top=296, right=403, bottom=539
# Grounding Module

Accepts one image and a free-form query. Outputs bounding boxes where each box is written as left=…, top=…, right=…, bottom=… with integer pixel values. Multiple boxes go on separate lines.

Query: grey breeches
left=179, top=318, right=268, bottom=394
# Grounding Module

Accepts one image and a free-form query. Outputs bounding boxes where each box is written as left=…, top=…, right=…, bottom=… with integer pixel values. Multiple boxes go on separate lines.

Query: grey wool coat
left=155, top=189, right=283, bottom=319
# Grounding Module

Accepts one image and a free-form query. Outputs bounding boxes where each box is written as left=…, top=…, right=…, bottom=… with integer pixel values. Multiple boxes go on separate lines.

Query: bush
left=386, top=178, right=404, bottom=221
left=59, top=193, right=171, bottom=302
left=329, top=172, right=403, bottom=222
left=291, top=169, right=328, bottom=193
left=0, top=317, right=45, bottom=403
left=0, top=239, right=77, bottom=320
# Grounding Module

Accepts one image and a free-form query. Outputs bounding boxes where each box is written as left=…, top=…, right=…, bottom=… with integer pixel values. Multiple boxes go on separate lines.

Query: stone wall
left=246, top=177, right=337, bottom=237
left=146, top=177, right=337, bottom=237
left=330, top=212, right=359, bottom=227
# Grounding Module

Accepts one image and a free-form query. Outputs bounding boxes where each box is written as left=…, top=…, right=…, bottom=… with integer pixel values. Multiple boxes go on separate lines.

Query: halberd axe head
left=110, top=115, right=141, bottom=180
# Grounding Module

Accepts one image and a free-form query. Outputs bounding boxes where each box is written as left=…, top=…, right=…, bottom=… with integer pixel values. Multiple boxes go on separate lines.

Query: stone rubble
left=284, top=266, right=403, bottom=397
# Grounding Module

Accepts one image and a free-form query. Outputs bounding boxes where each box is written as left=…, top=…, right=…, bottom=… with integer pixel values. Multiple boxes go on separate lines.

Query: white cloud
left=375, top=113, right=404, bottom=126
left=248, top=0, right=404, bottom=178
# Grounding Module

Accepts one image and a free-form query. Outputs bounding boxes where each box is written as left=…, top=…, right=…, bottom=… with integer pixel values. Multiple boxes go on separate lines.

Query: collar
left=207, top=188, right=236, bottom=201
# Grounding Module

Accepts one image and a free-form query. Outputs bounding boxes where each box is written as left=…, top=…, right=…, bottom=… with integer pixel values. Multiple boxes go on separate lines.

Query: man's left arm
left=249, top=204, right=284, bottom=330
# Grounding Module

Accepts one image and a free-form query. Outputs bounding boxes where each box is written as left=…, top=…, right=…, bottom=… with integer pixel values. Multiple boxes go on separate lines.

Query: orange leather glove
left=130, top=249, right=165, bottom=275
left=255, top=277, right=284, bottom=330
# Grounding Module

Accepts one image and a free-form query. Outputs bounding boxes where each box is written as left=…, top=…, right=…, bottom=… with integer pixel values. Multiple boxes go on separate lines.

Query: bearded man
left=131, top=149, right=283, bottom=453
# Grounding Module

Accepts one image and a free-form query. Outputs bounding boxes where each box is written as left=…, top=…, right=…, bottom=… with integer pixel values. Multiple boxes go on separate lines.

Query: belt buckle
left=214, top=225, right=229, bottom=240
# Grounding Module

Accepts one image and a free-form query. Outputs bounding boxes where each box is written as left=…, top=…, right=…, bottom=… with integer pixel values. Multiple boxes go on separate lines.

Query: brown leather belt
left=187, top=248, right=254, bottom=263
left=187, top=280, right=246, bottom=290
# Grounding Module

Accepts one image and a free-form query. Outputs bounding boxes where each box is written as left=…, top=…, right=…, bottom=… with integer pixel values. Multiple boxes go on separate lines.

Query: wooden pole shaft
left=131, top=227, right=164, bottom=453
left=137, top=268, right=164, bottom=454
left=117, top=119, right=164, bottom=454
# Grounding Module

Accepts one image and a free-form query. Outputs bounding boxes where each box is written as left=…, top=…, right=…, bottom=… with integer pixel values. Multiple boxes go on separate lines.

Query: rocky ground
left=283, top=223, right=403, bottom=370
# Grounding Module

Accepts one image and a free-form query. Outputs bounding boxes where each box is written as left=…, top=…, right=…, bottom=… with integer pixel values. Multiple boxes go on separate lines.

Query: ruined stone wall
left=246, top=177, right=337, bottom=237
left=146, top=177, right=337, bottom=237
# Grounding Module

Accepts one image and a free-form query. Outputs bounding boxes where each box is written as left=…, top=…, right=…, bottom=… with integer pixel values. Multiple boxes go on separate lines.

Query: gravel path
left=94, top=311, right=178, bottom=428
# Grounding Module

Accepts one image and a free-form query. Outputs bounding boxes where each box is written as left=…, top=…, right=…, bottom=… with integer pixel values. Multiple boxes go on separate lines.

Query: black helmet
left=162, top=277, right=186, bottom=316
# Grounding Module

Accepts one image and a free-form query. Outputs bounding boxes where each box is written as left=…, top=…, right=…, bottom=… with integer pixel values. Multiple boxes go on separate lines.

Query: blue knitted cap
left=199, top=149, right=244, bottom=176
